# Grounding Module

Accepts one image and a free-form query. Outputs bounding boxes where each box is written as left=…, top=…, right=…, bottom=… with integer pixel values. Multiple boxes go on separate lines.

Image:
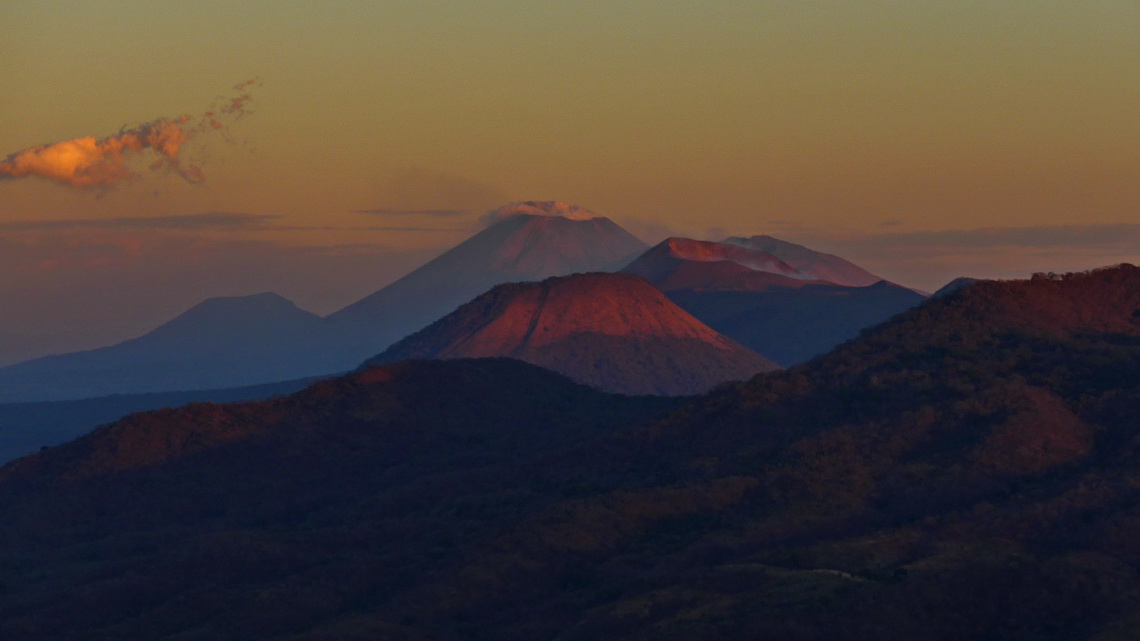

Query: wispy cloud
left=0, top=212, right=279, bottom=232
left=351, top=226, right=467, bottom=232
left=352, top=208, right=467, bottom=217
left=0, top=215, right=472, bottom=235
left=853, top=223, right=1140, bottom=251
left=254, top=225, right=467, bottom=233
left=0, top=80, right=257, bottom=190
left=771, top=222, right=1140, bottom=292
left=364, top=167, right=510, bottom=219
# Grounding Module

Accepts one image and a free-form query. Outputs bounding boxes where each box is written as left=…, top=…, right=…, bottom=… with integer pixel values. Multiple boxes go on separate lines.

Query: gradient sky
left=1, top=1, right=1138, bottom=364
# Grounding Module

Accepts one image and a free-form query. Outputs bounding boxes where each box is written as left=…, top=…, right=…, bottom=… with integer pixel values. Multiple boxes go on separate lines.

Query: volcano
left=622, top=236, right=925, bottom=365
left=621, top=236, right=826, bottom=292
left=318, top=203, right=648, bottom=368
left=366, top=272, right=778, bottom=395
left=723, top=234, right=885, bottom=286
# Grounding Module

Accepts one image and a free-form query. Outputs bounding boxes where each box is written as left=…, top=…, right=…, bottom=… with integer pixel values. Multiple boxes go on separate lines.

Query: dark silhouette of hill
left=0, top=293, right=323, bottom=403
left=367, top=272, right=778, bottom=395
left=622, top=237, right=926, bottom=365
left=0, top=264, right=1137, bottom=640
left=0, top=359, right=681, bottom=640
left=933, top=275, right=983, bottom=297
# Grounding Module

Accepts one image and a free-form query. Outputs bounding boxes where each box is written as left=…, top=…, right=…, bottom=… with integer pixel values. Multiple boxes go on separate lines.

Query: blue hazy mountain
left=0, top=292, right=323, bottom=402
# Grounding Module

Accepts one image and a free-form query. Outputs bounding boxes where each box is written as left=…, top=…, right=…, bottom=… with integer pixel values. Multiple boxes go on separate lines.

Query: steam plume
left=481, top=201, right=600, bottom=226
left=0, top=80, right=257, bottom=189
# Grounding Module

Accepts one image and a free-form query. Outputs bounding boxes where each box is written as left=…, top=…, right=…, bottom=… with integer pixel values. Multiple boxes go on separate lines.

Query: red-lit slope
left=622, top=237, right=827, bottom=292
left=621, top=237, right=926, bottom=365
left=911, top=265, right=1140, bottom=339
left=724, top=234, right=884, bottom=286
left=367, top=272, right=779, bottom=395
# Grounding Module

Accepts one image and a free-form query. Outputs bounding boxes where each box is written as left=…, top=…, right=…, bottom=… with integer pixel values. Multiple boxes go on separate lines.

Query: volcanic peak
left=376, top=272, right=748, bottom=354
left=660, top=237, right=803, bottom=275
left=724, top=234, right=884, bottom=287
left=367, top=272, right=778, bottom=395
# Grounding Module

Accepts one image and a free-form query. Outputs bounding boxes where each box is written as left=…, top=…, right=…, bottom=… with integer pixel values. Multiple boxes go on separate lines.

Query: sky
left=1, top=0, right=1138, bottom=365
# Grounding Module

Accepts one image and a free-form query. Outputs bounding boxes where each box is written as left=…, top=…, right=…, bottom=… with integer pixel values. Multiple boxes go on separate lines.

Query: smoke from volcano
left=0, top=80, right=257, bottom=189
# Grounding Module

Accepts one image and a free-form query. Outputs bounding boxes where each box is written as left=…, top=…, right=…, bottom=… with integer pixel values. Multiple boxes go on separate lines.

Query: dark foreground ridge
left=0, top=264, right=1137, bottom=640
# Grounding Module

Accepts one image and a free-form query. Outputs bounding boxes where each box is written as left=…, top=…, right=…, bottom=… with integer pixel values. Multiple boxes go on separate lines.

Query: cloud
left=852, top=223, right=1140, bottom=252
left=0, top=80, right=257, bottom=189
left=617, top=218, right=677, bottom=245
left=479, top=201, right=600, bottom=226
left=349, top=226, right=467, bottom=232
left=352, top=208, right=466, bottom=217
left=766, top=222, right=1140, bottom=293
left=259, top=225, right=467, bottom=233
left=0, top=214, right=467, bottom=236
left=367, top=168, right=509, bottom=216
left=703, top=226, right=731, bottom=242
left=0, top=212, right=279, bottom=232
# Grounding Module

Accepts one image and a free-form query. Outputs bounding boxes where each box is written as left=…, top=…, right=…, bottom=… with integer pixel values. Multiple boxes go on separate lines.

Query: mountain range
left=0, top=203, right=647, bottom=403
left=0, top=264, right=1136, bottom=640
left=0, top=202, right=922, bottom=404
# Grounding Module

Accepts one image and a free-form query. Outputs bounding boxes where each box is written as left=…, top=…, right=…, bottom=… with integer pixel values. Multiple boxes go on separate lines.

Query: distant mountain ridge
left=724, top=234, right=885, bottom=286
left=623, top=237, right=926, bottom=366
left=0, top=292, right=323, bottom=403
left=367, top=272, right=778, bottom=395
left=0, top=375, right=321, bottom=464
left=621, top=237, right=821, bottom=292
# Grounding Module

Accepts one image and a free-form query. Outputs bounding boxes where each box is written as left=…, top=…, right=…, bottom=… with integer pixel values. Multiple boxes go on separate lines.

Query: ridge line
left=513, top=281, right=552, bottom=357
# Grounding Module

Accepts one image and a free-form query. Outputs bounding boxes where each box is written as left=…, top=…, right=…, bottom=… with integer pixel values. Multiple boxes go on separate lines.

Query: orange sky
left=1, top=1, right=1137, bottom=364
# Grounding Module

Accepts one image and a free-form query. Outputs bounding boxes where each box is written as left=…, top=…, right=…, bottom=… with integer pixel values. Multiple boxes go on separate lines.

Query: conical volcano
left=366, top=272, right=778, bottom=395
left=622, top=236, right=925, bottom=366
